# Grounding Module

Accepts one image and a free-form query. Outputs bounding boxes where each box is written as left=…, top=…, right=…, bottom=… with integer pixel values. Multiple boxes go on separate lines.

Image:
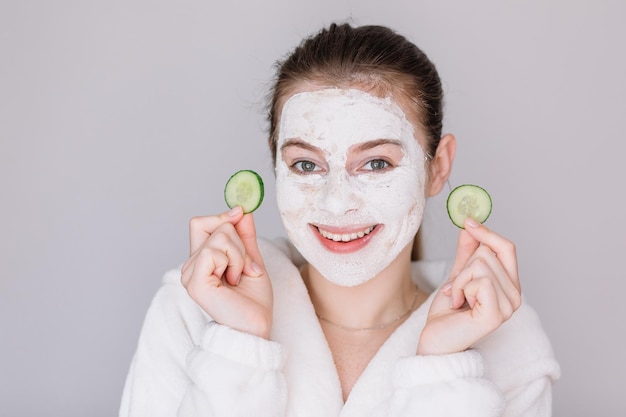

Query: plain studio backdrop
left=1, top=0, right=624, bottom=415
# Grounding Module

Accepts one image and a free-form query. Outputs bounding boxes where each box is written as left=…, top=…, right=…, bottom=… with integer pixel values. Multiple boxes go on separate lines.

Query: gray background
left=1, top=0, right=624, bottom=415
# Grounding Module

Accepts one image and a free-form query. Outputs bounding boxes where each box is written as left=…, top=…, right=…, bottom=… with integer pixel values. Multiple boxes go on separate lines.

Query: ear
left=427, top=133, right=456, bottom=197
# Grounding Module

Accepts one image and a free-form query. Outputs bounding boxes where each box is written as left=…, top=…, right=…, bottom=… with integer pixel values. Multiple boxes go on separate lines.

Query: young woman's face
left=275, top=88, right=428, bottom=286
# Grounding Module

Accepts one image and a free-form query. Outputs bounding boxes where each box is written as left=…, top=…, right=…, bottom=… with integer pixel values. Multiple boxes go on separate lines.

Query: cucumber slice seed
left=224, top=170, right=264, bottom=214
left=446, top=184, right=492, bottom=229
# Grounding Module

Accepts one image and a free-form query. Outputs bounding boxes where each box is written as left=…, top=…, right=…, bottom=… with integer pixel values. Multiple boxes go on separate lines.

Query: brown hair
left=266, top=23, right=445, bottom=260
left=266, top=22, right=444, bottom=166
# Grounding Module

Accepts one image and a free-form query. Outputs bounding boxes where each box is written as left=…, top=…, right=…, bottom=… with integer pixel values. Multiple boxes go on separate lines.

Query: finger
left=181, top=257, right=193, bottom=286
left=448, top=228, right=480, bottom=280
left=449, top=257, right=491, bottom=309
left=183, top=224, right=248, bottom=287
left=204, top=226, right=248, bottom=286
left=451, top=255, right=517, bottom=318
left=470, top=274, right=513, bottom=320
left=182, top=245, right=229, bottom=290
left=185, top=252, right=229, bottom=310
left=242, top=253, right=264, bottom=278
left=463, top=277, right=510, bottom=328
left=469, top=245, right=521, bottom=311
left=183, top=219, right=245, bottom=279
left=188, top=207, right=244, bottom=255
left=463, top=218, right=519, bottom=288
left=181, top=252, right=196, bottom=279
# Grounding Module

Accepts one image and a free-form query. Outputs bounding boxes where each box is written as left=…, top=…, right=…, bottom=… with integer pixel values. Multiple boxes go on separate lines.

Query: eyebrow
left=280, top=138, right=320, bottom=153
left=280, top=138, right=404, bottom=154
left=351, top=138, right=405, bottom=152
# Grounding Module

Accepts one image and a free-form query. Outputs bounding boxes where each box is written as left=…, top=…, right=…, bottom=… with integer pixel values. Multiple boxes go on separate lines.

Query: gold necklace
left=316, top=289, right=420, bottom=332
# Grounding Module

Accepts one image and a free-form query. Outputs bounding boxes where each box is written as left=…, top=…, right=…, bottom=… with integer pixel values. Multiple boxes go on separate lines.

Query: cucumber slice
left=446, top=184, right=492, bottom=229
left=224, top=170, right=264, bottom=214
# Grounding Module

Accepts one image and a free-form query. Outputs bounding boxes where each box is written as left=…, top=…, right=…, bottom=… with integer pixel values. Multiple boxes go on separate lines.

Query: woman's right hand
left=180, top=206, right=273, bottom=339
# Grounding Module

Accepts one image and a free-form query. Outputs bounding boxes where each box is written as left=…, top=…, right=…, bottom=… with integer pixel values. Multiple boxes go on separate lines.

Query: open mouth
left=317, top=225, right=376, bottom=242
left=311, top=224, right=380, bottom=254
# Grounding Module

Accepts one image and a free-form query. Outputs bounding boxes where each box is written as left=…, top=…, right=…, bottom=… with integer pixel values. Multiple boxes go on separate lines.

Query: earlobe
left=427, top=133, right=456, bottom=197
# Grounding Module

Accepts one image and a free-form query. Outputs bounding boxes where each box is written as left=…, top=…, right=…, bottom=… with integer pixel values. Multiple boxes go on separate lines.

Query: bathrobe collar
left=260, top=238, right=448, bottom=417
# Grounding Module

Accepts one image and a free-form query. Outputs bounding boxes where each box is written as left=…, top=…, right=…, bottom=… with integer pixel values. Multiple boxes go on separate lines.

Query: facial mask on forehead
left=275, top=88, right=427, bottom=287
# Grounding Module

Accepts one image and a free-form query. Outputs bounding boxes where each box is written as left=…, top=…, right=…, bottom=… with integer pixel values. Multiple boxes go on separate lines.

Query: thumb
left=234, top=213, right=265, bottom=275
left=449, top=227, right=479, bottom=279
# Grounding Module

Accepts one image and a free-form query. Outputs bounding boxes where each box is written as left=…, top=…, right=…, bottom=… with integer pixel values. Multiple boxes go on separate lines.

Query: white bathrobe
left=120, top=238, right=560, bottom=417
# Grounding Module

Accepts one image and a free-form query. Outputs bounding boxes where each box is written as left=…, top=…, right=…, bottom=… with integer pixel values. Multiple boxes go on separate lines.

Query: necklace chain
left=316, top=289, right=420, bottom=332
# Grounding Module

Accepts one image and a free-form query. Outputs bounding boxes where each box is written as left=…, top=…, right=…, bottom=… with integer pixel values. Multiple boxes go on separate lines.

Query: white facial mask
left=275, top=88, right=427, bottom=287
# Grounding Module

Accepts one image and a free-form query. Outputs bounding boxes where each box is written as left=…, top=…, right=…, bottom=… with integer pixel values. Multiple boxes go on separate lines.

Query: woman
left=120, top=23, right=560, bottom=416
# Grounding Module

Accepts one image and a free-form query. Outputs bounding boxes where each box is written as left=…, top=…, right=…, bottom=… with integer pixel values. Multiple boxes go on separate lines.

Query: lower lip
left=311, top=224, right=381, bottom=254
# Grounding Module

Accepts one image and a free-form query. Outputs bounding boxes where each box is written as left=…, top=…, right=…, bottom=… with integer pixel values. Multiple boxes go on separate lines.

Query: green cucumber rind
left=224, top=169, right=265, bottom=214
left=446, top=184, right=492, bottom=229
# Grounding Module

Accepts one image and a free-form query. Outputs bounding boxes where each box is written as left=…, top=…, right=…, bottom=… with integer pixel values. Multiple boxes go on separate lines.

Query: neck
left=303, top=244, right=418, bottom=330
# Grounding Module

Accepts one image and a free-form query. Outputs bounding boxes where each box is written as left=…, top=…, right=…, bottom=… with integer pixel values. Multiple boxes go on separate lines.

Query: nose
left=315, top=171, right=361, bottom=215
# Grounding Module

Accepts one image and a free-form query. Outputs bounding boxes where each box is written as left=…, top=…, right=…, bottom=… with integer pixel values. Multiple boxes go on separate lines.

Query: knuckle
left=186, top=277, right=203, bottom=298
left=475, top=245, right=491, bottom=257
left=195, top=246, right=225, bottom=268
left=207, top=230, right=230, bottom=247
left=503, top=239, right=516, bottom=254
left=469, top=257, right=489, bottom=275
left=198, top=244, right=216, bottom=257
left=189, top=216, right=204, bottom=231
left=181, top=259, right=190, bottom=275
left=475, top=276, right=492, bottom=288
left=511, top=292, right=522, bottom=310
left=501, top=303, right=514, bottom=320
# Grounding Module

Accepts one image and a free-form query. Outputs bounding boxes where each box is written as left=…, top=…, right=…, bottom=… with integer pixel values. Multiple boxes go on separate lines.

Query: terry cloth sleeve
left=387, top=302, right=560, bottom=417
left=119, top=268, right=287, bottom=417
left=388, top=350, right=506, bottom=416
left=475, top=302, right=561, bottom=417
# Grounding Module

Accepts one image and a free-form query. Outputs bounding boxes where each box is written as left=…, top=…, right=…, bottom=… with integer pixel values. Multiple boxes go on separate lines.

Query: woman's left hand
left=417, top=217, right=521, bottom=355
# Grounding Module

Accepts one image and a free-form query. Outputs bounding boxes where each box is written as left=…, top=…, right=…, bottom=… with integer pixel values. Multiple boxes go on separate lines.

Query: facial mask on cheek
left=275, top=88, right=427, bottom=286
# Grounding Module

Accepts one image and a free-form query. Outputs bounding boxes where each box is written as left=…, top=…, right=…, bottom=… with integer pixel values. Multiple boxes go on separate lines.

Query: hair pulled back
left=267, top=22, right=444, bottom=165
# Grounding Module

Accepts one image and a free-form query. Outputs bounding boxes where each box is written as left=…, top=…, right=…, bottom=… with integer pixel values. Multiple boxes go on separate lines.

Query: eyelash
left=291, top=160, right=321, bottom=174
left=362, top=159, right=391, bottom=172
left=290, top=158, right=393, bottom=175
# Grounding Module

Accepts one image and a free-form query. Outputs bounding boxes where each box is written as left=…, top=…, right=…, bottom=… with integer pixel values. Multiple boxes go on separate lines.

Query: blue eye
left=363, top=159, right=390, bottom=171
left=293, top=160, right=318, bottom=173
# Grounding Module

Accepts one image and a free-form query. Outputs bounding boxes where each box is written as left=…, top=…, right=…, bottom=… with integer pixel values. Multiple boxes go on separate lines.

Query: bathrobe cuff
left=199, top=322, right=285, bottom=371
left=179, top=322, right=288, bottom=417
left=393, top=350, right=484, bottom=386
left=389, top=350, right=505, bottom=416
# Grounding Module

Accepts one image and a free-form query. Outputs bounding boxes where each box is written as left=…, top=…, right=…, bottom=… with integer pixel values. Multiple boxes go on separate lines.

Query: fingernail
left=465, top=217, right=480, bottom=228
left=442, top=281, right=453, bottom=293
left=251, top=261, right=263, bottom=276
left=228, top=206, right=241, bottom=217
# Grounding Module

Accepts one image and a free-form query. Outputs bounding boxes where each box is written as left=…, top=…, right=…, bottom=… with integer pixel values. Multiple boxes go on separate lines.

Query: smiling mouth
left=317, top=225, right=376, bottom=242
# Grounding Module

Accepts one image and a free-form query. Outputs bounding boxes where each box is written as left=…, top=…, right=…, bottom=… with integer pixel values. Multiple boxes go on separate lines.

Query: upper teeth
left=318, top=226, right=375, bottom=242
